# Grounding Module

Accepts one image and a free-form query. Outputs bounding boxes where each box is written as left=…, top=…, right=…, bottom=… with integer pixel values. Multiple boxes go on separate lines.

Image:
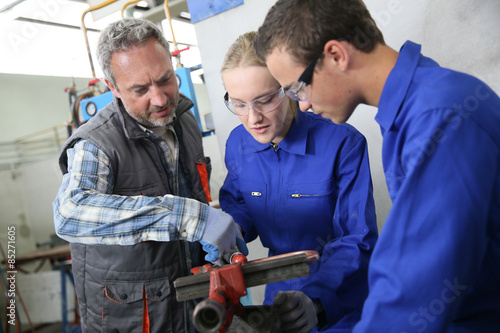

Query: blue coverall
left=220, top=111, right=378, bottom=330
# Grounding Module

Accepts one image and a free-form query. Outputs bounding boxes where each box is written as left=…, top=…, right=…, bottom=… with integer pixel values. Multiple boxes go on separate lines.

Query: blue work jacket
left=354, top=41, right=500, bottom=332
left=220, top=111, right=378, bottom=330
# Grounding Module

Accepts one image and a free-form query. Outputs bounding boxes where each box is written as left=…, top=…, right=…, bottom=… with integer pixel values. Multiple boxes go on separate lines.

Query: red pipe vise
left=191, top=253, right=248, bottom=333
left=174, top=251, right=319, bottom=333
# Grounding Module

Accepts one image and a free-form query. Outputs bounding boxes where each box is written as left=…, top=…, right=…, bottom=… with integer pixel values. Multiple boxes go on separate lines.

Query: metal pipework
left=121, top=0, right=142, bottom=17
left=164, top=0, right=177, bottom=48
left=193, top=298, right=227, bottom=333
left=174, top=251, right=319, bottom=302
left=81, top=0, right=184, bottom=78
left=175, top=251, right=319, bottom=333
left=190, top=253, right=248, bottom=333
left=81, top=0, right=119, bottom=79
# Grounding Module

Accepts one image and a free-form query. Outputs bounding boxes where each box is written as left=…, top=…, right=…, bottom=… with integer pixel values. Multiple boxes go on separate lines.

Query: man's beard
left=122, top=100, right=177, bottom=128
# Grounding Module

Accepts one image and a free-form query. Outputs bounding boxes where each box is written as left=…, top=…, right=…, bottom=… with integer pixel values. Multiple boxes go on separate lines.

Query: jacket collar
left=376, top=41, right=421, bottom=133
left=245, top=110, right=308, bottom=155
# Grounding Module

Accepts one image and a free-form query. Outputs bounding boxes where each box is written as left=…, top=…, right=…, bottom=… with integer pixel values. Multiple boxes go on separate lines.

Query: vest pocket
left=103, top=278, right=172, bottom=333
left=145, top=278, right=171, bottom=301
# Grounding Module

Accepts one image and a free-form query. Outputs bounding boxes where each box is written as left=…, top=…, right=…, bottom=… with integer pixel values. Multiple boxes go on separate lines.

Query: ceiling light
left=136, top=1, right=149, bottom=8
left=179, top=11, right=190, bottom=20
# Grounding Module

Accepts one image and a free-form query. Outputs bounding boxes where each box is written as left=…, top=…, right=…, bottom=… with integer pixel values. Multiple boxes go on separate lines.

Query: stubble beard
left=122, top=99, right=178, bottom=128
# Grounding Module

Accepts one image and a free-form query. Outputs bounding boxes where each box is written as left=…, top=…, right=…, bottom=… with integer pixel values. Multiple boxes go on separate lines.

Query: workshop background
left=1, top=0, right=499, bottom=331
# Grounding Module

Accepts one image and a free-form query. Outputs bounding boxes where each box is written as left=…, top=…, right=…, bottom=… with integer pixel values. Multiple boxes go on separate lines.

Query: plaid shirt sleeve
left=53, top=139, right=207, bottom=245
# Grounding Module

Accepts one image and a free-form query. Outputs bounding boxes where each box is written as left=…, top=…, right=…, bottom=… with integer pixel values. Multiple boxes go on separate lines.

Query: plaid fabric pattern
left=153, top=124, right=192, bottom=199
left=53, top=139, right=207, bottom=245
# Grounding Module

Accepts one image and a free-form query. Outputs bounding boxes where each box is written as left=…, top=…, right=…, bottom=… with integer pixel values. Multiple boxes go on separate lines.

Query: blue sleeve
left=354, top=112, right=497, bottom=332
left=219, top=139, right=259, bottom=242
left=302, top=133, right=378, bottom=326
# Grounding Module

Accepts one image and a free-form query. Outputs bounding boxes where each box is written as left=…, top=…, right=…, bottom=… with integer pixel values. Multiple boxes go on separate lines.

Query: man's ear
left=323, top=40, right=351, bottom=72
left=104, top=78, right=121, bottom=98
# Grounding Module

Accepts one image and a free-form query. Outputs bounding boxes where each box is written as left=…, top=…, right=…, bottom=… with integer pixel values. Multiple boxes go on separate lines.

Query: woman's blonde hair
left=221, top=31, right=298, bottom=114
left=221, top=31, right=264, bottom=73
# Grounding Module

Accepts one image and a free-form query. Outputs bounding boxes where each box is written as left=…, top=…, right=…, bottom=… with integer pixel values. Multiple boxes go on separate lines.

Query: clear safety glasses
left=224, top=87, right=285, bottom=116
left=285, top=56, right=319, bottom=102
left=286, top=36, right=351, bottom=102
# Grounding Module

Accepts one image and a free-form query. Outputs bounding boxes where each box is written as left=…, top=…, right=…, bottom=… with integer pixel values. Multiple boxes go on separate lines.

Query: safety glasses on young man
left=224, top=87, right=285, bottom=116
left=285, top=56, right=319, bottom=102
left=286, top=37, right=351, bottom=103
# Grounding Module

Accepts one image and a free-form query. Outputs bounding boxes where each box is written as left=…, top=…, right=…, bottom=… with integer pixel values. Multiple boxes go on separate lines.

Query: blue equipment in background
left=186, top=0, right=244, bottom=23
left=80, top=91, right=114, bottom=122
left=176, top=65, right=203, bottom=132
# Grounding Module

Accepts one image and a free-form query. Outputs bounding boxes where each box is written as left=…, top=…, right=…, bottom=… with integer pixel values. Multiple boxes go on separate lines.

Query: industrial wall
left=0, top=73, right=87, bottom=247
left=0, top=74, right=88, bottom=327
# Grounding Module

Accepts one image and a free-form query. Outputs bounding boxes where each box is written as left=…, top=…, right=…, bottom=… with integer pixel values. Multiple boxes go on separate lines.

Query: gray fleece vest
left=59, top=95, right=211, bottom=333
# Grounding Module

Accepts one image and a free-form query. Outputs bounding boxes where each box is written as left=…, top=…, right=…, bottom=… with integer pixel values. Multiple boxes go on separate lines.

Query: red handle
left=172, top=46, right=190, bottom=57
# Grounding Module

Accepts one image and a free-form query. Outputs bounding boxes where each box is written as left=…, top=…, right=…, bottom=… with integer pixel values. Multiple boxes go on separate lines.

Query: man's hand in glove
left=274, top=290, right=318, bottom=333
left=198, top=206, right=248, bottom=265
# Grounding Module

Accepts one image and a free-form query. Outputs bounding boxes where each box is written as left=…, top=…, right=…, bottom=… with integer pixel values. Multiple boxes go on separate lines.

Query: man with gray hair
left=53, top=18, right=247, bottom=332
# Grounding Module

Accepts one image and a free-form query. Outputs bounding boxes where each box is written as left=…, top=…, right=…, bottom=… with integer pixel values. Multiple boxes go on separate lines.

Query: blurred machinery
left=66, top=0, right=209, bottom=136
left=79, top=90, right=114, bottom=122
left=65, top=78, right=112, bottom=131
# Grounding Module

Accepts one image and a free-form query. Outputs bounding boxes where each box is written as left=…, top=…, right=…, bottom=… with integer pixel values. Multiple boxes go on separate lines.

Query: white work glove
left=274, top=290, right=318, bottom=333
left=199, top=207, right=248, bottom=265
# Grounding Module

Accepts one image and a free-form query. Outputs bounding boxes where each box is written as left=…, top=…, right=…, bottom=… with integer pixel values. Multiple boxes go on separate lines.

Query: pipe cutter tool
left=173, top=250, right=319, bottom=333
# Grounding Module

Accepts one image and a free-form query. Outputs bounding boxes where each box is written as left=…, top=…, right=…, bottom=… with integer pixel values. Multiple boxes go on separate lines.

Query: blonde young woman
left=219, top=31, right=378, bottom=332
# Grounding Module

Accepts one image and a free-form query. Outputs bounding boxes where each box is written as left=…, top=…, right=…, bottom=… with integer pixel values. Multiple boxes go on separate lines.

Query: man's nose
left=150, top=85, right=167, bottom=106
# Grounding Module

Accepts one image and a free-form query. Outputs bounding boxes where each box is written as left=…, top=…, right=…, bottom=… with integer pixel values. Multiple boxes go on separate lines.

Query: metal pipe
left=193, top=298, right=226, bottom=333
left=121, top=0, right=142, bottom=18
left=164, top=0, right=178, bottom=48
left=164, top=0, right=186, bottom=68
left=81, top=0, right=119, bottom=79
left=15, top=17, right=100, bottom=32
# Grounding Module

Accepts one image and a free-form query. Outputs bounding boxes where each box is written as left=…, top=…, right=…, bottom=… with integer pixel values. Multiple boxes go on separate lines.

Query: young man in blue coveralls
left=254, top=0, right=500, bottom=332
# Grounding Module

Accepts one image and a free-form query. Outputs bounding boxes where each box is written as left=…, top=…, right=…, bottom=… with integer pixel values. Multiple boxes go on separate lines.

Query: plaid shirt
left=151, top=123, right=192, bottom=199
left=53, top=139, right=207, bottom=245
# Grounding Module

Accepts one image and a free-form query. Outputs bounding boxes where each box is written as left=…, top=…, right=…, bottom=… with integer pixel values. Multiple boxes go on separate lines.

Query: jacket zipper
left=290, top=193, right=326, bottom=198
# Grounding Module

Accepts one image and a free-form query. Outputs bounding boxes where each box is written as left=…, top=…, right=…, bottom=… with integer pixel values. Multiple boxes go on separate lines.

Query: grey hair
left=97, top=18, right=171, bottom=88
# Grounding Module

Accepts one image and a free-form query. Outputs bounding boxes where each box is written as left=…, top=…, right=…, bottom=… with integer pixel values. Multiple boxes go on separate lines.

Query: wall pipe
left=82, top=0, right=183, bottom=77
left=81, top=0, right=119, bottom=79
left=164, top=0, right=185, bottom=68
left=164, top=0, right=178, bottom=48
left=121, top=0, right=142, bottom=17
